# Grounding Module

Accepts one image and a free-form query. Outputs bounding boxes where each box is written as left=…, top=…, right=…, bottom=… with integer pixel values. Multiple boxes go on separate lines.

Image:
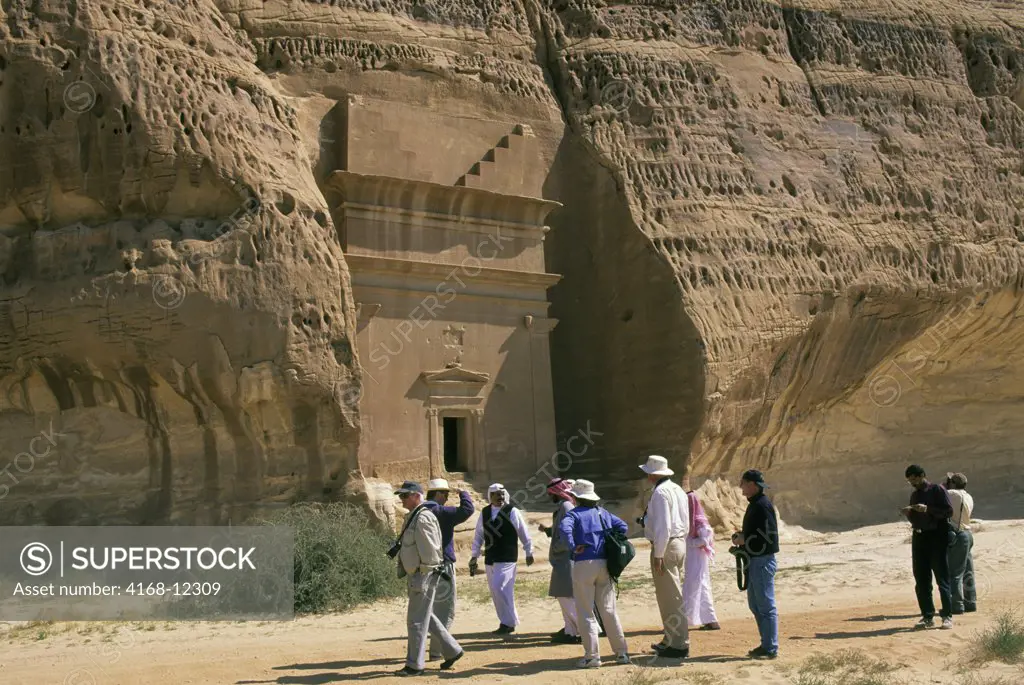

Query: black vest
left=482, top=503, right=519, bottom=564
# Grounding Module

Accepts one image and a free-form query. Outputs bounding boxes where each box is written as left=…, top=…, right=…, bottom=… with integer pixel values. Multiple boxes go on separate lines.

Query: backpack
left=599, top=508, right=635, bottom=582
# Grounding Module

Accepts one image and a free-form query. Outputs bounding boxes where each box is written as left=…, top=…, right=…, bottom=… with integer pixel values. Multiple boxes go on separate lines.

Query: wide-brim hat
left=639, top=455, right=674, bottom=476
left=426, top=478, right=450, bottom=492
left=570, top=479, right=601, bottom=501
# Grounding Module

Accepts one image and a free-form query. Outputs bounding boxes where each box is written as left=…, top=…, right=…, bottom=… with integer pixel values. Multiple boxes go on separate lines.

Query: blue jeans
left=747, top=554, right=779, bottom=654
left=947, top=530, right=976, bottom=611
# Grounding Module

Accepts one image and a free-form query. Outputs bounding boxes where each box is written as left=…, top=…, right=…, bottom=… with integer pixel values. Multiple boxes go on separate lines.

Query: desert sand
left=1, top=518, right=1021, bottom=685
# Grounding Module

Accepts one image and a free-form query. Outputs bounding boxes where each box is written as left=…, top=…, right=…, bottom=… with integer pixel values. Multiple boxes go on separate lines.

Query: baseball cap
left=394, top=480, right=424, bottom=496
left=741, top=469, right=769, bottom=488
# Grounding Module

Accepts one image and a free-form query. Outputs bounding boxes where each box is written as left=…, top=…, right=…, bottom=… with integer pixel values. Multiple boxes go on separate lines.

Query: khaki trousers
left=406, top=571, right=460, bottom=670
left=652, top=537, right=689, bottom=649
left=428, top=561, right=456, bottom=658
left=572, top=559, right=628, bottom=660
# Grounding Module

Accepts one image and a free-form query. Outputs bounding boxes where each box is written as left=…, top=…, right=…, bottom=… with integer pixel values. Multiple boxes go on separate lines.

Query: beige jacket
left=398, top=505, right=443, bottom=575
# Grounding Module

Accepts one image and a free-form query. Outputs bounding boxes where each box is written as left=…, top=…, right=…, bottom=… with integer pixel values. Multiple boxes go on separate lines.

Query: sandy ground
left=2, top=519, right=1022, bottom=685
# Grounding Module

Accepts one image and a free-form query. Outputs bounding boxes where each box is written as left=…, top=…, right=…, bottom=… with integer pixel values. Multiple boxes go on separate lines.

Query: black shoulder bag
left=599, top=508, right=636, bottom=584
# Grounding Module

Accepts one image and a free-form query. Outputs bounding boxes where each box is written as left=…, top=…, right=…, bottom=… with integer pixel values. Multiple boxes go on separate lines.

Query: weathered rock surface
left=542, top=0, right=1024, bottom=527
left=2, top=0, right=1022, bottom=528
left=0, top=0, right=360, bottom=524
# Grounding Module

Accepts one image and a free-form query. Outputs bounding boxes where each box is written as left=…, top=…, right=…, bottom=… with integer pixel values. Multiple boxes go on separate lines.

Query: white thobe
left=471, top=506, right=533, bottom=627
left=682, top=520, right=718, bottom=627
left=558, top=596, right=579, bottom=636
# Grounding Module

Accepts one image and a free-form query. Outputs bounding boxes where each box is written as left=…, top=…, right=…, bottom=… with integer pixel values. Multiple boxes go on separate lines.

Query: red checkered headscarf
left=546, top=478, right=575, bottom=503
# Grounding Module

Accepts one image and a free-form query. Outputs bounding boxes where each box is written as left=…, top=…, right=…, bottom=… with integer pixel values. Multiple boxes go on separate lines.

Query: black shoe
left=965, top=604, right=977, bottom=613
left=551, top=632, right=581, bottom=645
left=748, top=646, right=777, bottom=660
left=440, top=651, right=464, bottom=671
left=654, top=646, right=689, bottom=659
left=395, top=666, right=424, bottom=676
left=492, top=624, right=514, bottom=634
left=951, top=608, right=964, bottom=615
left=700, top=622, right=721, bottom=630
left=650, top=642, right=667, bottom=652
left=550, top=628, right=567, bottom=639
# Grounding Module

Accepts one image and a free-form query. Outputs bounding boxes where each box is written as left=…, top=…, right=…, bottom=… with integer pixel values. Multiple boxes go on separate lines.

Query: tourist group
left=388, top=458, right=976, bottom=675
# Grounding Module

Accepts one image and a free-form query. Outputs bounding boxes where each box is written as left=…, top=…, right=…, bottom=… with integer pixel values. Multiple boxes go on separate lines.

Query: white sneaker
left=616, top=653, right=631, bottom=665
left=941, top=617, right=953, bottom=630
left=577, top=657, right=601, bottom=668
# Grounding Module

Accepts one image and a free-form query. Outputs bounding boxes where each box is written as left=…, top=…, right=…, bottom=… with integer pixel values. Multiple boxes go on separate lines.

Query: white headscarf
left=488, top=482, right=510, bottom=506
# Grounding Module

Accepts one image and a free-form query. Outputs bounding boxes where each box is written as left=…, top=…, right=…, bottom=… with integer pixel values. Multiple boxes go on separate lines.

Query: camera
left=386, top=542, right=401, bottom=559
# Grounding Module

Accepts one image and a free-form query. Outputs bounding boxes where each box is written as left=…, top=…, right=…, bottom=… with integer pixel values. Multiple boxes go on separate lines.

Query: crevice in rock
left=780, top=7, right=828, bottom=117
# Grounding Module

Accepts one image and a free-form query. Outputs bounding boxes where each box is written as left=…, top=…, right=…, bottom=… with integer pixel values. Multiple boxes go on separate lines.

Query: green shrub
left=795, top=649, right=903, bottom=685
left=972, top=610, right=1024, bottom=664
left=252, top=502, right=404, bottom=614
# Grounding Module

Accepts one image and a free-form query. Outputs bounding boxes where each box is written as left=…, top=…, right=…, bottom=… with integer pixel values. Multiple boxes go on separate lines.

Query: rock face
left=0, top=0, right=360, bottom=524
left=2, top=1, right=1022, bottom=528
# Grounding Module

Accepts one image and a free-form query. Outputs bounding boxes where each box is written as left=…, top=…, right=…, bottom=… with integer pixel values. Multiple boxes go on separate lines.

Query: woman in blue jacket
left=558, top=479, right=631, bottom=668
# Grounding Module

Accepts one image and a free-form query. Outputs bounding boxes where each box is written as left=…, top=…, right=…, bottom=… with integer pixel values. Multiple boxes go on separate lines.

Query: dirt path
left=2, top=520, right=1021, bottom=685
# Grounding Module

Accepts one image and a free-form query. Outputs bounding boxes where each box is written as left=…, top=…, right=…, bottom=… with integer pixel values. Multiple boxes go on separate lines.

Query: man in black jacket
left=732, top=469, right=779, bottom=660
left=901, top=464, right=955, bottom=630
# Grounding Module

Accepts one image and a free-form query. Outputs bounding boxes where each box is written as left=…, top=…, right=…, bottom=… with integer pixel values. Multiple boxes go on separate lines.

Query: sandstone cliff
left=2, top=0, right=1021, bottom=528
left=0, top=0, right=361, bottom=524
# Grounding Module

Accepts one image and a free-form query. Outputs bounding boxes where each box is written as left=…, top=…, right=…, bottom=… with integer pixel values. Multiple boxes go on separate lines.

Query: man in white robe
left=469, top=483, right=534, bottom=634
left=682, top=478, right=720, bottom=630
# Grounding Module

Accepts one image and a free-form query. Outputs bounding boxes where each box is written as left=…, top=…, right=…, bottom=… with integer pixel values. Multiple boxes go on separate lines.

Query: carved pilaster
left=471, top=408, right=485, bottom=474
left=427, top=408, right=440, bottom=478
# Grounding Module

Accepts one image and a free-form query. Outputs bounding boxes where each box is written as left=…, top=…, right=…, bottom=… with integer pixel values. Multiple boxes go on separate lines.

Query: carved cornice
left=325, top=170, right=562, bottom=230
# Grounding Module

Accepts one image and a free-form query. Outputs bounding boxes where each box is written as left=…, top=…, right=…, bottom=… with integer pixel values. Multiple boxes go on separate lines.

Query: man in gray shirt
left=393, top=481, right=464, bottom=676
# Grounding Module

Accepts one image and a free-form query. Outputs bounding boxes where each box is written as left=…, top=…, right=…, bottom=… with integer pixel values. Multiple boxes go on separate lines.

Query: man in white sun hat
left=422, top=478, right=475, bottom=660
left=470, top=483, right=534, bottom=634
left=638, top=455, right=691, bottom=659
left=558, top=478, right=631, bottom=668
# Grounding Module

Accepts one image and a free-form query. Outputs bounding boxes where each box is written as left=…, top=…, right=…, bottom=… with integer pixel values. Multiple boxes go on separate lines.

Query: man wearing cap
left=901, top=464, right=954, bottom=630
left=422, top=478, right=475, bottom=660
left=732, top=469, right=779, bottom=660
left=944, top=472, right=976, bottom=615
left=538, top=477, right=581, bottom=644
left=558, top=479, right=631, bottom=668
left=393, top=481, right=464, bottom=676
left=638, top=455, right=691, bottom=660
left=470, top=483, right=535, bottom=634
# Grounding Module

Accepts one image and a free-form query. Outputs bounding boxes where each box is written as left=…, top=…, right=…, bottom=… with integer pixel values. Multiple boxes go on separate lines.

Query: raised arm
left=451, top=490, right=475, bottom=525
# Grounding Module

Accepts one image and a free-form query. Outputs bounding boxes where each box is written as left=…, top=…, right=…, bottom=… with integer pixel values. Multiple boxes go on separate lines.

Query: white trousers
left=572, top=559, right=628, bottom=660
left=486, top=561, right=519, bottom=627
left=558, top=596, right=579, bottom=636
